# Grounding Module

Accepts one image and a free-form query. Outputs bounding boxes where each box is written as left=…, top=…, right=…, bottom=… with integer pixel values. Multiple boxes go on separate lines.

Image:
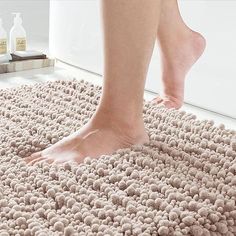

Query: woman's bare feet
left=154, top=30, right=206, bottom=109
left=25, top=110, right=149, bottom=165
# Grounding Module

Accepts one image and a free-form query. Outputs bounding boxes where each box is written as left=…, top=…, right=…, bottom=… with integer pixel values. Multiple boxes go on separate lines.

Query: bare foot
left=25, top=111, right=149, bottom=165
left=154, top=30, right=206, bottom=109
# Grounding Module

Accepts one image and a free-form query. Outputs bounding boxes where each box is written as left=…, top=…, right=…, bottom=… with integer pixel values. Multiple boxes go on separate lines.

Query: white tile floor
left=1, top=61, right=236, bottom=130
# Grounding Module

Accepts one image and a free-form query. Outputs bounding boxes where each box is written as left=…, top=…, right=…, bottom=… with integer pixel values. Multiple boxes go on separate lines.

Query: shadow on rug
left=0, top=79, right=236, bottom=236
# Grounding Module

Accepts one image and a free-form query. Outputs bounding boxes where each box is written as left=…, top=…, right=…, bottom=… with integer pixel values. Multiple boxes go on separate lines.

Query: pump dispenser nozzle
left=12, top=13, right=22, bottom=25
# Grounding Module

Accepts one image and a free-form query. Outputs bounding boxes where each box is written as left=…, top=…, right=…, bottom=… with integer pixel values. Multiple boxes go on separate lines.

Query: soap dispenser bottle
left=0, top=18, right=7, bottom=54
left=10, top=13, right=27, bottom=53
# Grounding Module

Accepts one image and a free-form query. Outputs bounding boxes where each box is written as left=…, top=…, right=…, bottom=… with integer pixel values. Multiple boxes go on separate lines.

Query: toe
left=31, top=151, right=42, bottom=158
left=153, top=96, right=163, bottom=104
left=161, top=99, right=181, bottom=109
left=32, top=154, right=55, bottom=165
left=44, top=158, right=55, bottom=165
left=25, top=152, right=42, bottom=163
left=161, top=100, right=172, bottom=108
left=28, top=157, right=46, bottom=166
left=52, top=160, right=65, bottom=166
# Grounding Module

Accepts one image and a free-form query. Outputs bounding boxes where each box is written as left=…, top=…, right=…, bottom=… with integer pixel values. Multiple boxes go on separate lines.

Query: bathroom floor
left=0, top=60, right=236, bottom=130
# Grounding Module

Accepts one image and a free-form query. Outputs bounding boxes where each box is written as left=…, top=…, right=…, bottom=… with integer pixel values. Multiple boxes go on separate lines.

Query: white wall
left=0, top=0, right=49, bottom=50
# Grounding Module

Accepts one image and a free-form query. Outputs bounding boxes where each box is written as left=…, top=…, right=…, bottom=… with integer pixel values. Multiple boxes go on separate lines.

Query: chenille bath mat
left=0, top=79, right=236, bottom=236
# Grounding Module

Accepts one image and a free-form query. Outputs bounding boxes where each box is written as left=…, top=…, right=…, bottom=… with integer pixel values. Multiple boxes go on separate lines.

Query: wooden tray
left=0, top=58, right=55, bottom=74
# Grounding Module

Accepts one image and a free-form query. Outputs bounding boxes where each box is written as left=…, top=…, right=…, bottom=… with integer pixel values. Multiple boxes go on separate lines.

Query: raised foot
left=25, top=115, right=149, bottom=165
left=154, top=30, right=206, bottom=109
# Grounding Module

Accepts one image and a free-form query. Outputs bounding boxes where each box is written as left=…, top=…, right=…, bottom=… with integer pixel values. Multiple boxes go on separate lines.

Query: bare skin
left=25, top=0, right=162, bottom=165
left=154, top=0, right=206, bottom=109
left=26, top=110, right=149, bottom=165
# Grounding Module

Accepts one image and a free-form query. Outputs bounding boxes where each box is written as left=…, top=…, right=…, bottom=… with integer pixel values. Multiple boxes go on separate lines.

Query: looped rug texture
left=0, top=79, right=236, bottom=236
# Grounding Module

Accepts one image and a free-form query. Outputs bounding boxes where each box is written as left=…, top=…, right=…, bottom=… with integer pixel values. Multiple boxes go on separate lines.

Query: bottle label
left=16, top=37, right=26, bottom=51
left=0, top=39, right=7, bottom=54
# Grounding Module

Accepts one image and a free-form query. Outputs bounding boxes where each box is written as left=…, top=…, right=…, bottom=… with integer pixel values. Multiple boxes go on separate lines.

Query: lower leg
left=25, top=0, right=162, bottom=165
left=97, top=0, right=162, bottom=133
left=155, top=0, right=206, bottom=108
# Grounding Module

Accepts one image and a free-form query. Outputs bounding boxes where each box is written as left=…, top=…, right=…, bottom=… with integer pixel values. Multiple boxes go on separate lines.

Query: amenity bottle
left=10, top=13, right=27, bottom=53
left=0, top=18, right=7, bottom=54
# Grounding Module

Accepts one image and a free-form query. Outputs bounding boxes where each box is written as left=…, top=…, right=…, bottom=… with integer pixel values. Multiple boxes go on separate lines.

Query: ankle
left=96, top=103, right=142, bottom=125
left=93, top=108, right=143, bottom=129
